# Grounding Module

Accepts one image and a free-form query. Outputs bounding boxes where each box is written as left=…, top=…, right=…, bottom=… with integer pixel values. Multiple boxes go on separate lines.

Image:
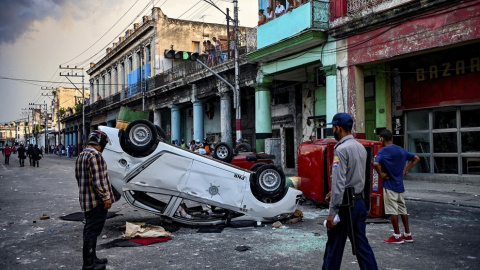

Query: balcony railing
left=256, top=0, right=329, bottom=49
left=330, top=0, right=415, bottom=21
left=84, top=46, right=249, bottom=114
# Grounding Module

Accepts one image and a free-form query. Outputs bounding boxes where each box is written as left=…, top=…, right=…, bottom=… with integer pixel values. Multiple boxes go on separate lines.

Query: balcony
left=248, top=0, right=329, bottom=63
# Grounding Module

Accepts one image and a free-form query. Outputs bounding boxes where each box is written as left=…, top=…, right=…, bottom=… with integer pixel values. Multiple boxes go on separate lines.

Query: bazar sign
left=416, top=57, right=480, bottom=82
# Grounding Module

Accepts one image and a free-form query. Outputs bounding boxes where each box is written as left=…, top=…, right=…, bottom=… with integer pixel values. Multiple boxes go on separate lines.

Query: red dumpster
left=297, top=138, right=384, bottom=218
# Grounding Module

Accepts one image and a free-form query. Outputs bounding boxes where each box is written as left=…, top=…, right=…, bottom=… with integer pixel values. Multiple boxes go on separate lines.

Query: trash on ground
left=272, top=221, right=283, bottom=228
left=235, top=245, right=251, bottom=252
left=129, top=237, right=172, bottom=245
left=59, top=211, right=116, bottom=221
left=122, top=222, right=172, bottom=239
left=197, top=226, right=225, bottom=233
left=118, top=222, right=146, bottom=231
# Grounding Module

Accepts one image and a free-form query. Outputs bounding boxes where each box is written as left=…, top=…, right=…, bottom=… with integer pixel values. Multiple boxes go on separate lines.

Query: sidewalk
left=404, top=179, right=480, bottom=208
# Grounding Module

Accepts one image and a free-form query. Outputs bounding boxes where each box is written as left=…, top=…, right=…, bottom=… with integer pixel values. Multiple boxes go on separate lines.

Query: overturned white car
left=99, top=120, right=302, bottom=225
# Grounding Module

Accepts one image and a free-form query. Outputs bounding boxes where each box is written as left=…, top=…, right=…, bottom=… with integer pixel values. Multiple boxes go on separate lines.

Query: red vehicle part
left=297, top=138, right=384, bottom=218
left=230, top=152, right=274, bottom=170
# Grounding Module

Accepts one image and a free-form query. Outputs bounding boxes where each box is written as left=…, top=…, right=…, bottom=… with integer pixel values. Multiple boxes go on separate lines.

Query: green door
left=365, top=98, right=376, bottom=140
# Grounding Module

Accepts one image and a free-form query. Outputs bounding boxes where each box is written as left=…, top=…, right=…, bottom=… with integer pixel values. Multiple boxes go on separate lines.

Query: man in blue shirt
left=374, top=129, right=419, bottom=244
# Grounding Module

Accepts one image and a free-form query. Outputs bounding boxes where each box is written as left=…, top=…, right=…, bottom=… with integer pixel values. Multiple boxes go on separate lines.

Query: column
left=153, top=109, right=161, bottom=127
left=77, top=128, right=82, bottom=152
left=170, top=105, right=181, bottom=143
left=73, top=130, right=77, bottom=148
left=192, top=100, right=204, bottom=142
left=219, top=92, right=232, bottom=146
left=252, top=76, right=273, bottom=153
left=321, top=65, right=338, bottom=125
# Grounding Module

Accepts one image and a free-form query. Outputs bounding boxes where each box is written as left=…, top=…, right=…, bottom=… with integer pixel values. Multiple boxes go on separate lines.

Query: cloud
left=0, top=0, right=66, bottom=44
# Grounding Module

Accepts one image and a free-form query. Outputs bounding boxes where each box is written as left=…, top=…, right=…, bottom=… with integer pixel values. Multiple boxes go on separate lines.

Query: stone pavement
left=404, top=179, right=480, bottom=208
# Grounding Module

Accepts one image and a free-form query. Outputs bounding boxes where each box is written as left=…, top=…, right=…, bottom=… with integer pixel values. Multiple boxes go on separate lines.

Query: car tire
left=124, top=119, right=158, bottom=155
left=249, top=163, right=267, bottom=172
left=212, top=142, right=234, bottom=163
left=155, top=125, right=166, bottom=142
left=252, top=165, right=286, bottom=197
left=234, top=143, right=252, bottom=155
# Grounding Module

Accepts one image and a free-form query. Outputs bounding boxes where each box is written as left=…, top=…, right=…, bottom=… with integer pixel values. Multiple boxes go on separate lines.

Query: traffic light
left=164, top=49, right=199, bottom=61
left=182, top=52, right=200, bottom=61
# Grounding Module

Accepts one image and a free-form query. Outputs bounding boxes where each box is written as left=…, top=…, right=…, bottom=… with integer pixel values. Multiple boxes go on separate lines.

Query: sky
left=0, top=0, right=258, bottom=123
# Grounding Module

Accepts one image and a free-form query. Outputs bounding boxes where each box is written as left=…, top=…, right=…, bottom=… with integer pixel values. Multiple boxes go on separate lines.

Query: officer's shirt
left=328, top=135, right=367, bottom=216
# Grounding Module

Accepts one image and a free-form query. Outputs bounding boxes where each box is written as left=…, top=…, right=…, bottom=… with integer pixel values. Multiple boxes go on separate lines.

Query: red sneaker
left=384, top=235, right=404, bottom=244
left=402, top=234, right=413, bottom=243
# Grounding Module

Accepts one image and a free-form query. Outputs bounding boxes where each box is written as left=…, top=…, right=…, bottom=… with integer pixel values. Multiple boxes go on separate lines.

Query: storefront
left=392, top=43, right=480, bottom=176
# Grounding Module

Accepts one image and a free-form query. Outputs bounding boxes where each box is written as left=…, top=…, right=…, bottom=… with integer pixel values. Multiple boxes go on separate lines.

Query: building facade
left=248, top=0, right=331, bottom=171
left=66, top=6, right=255, bottom=149
left=329, top=0, right=480, bottom=179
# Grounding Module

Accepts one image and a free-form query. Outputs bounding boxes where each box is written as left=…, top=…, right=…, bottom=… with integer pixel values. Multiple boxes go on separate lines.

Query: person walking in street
left=75, top=130, right=115, bottom=270
left=3, top=144, right=11, bottom=165
left=374, top=129, right=420, bottom=244
left=17, top=144, right=26, bottom=167
left=322, top=113, right=378, bottom=270
left=32, top=145, right=43, bottom=167
left=27, top=144, right=34, bottom=166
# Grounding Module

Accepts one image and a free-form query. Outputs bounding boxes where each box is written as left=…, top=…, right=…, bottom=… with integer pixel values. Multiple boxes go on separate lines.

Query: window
left=145, top=46, right=151, bottom=63
left=406, top=106, right=480, bottom=175
left=192, top=41, right=200, bottom=53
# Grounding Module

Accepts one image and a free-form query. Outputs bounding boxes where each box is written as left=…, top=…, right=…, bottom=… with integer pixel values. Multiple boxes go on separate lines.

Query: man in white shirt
left=275, top=0, right=285, bottom=18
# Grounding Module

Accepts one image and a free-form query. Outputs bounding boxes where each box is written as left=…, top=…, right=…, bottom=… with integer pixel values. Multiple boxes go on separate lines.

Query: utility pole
left=226, top=8, right=230, bottom=60
left=28, top=103, right=43, bottom=145
left=233, top=0, right=242, bottom=141
left=59, top=65, right=86, bottom=147
left=21, top=109, right=30, bottom=143
left=141, top=47, right=145, bottom=111
left=203, top=0, right=242, bottom=143
left=42, top=87, right=60, bottom=146
left=41, top=90, right=55, bottom=151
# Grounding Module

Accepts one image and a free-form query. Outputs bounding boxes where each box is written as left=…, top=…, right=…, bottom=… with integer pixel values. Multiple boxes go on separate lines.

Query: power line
left=62, top=0, right=143, bottom=65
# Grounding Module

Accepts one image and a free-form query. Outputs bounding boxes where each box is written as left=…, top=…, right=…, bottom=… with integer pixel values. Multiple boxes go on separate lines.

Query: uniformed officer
left=322, top=113, right=378, bottom=270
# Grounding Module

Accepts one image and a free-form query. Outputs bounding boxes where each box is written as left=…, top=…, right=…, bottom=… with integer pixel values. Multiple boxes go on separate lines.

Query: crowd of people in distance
left=202, top=31, right=236, bottom=67
left=171, top=138, right=216, bottom=155
left=258, top=0, right=306, bottom=26
left=2, top=143, right=43, bottom=167
left=1, top=143, right=84, bottom=167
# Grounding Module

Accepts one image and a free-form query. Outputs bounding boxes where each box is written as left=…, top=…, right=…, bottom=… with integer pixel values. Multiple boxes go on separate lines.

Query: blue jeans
left=83, top=205, right=108, bottom=241
left=323, top=199, right=378, bottom=270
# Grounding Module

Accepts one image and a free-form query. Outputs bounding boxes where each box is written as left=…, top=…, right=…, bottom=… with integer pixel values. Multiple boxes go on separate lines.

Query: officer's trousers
left=322, top=198, right=378, bottom=270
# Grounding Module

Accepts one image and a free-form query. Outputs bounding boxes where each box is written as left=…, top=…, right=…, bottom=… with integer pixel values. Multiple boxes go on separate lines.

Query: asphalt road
left=0, top=154, right=479, bottom=270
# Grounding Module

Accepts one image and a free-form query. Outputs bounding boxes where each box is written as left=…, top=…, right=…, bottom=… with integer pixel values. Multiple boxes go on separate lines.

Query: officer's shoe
left=384, top=235, right=404, bottom=244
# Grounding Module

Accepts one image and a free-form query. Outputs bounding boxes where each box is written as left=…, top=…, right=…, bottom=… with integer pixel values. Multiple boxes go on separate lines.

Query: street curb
left=405, top=197, right=480, bottom=209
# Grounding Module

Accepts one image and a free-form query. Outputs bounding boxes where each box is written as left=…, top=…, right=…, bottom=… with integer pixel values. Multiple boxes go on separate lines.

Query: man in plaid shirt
left=75, top=130, right=115, bottom=270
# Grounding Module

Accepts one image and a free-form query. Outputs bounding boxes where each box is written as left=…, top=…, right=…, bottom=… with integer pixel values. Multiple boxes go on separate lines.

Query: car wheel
left=124, top=119, right=157, bottom=155
left=234, top=143, right=252, bottom=154
left=155, top=125, right=166, bottom=142
left=253, top=165, right=286, bottom=197
left=212, top=142, right=233, bottom=163
left=249, top=163, right=267, bottom=172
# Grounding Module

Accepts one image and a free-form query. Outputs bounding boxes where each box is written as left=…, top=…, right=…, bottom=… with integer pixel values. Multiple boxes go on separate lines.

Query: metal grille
left=347, top=0, right=390, bottom=14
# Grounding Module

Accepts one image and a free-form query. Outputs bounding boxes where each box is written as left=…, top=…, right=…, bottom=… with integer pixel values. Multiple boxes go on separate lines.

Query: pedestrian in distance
left=373, top=129, right=420, bottom=244
left=323, top=113, right=378, bottom=270
left=274, top=0, right=286, bottom=18
left=12, top=145, right=17, bottom=154
left=27, top=144, right=34, bottom=166
left=75, top=131, right=115, bottom=270
left=266, top=7, right=274, bottom=22
left=17, top=144, right=26, bottom=167
left=258, top=9, right=267, bottom=25
left=3, top=144, right=11, bottom=165
left=32, top=145, right=43, bottom=167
